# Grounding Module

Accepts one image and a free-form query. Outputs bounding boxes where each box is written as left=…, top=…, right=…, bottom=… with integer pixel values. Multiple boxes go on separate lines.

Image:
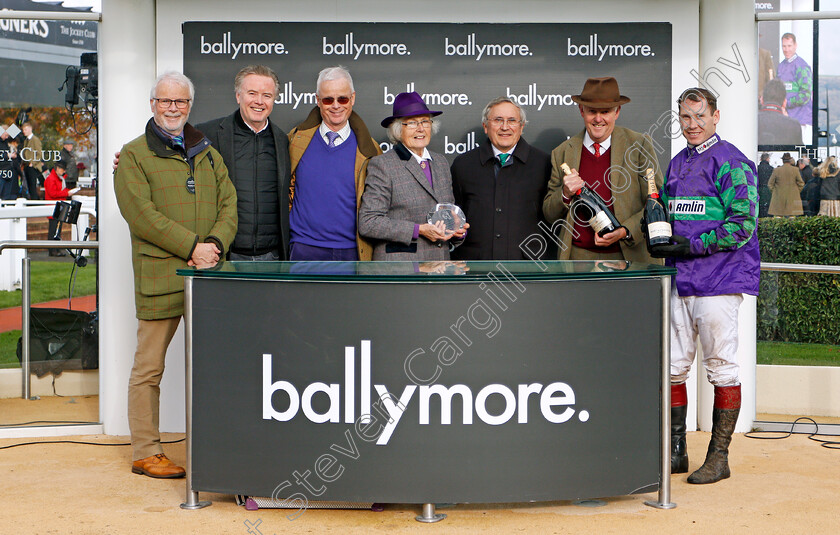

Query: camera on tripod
left=62, top=52, right=98, bottom=108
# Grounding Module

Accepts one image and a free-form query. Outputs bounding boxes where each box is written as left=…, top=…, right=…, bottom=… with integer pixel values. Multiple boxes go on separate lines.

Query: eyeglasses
left=402, top=119, right=432, bottom=130
left=489, top=118, right=522, bottom=127
left=320, top=96, right=351, bottom=105
left=154, top=98, right=191, bottom=110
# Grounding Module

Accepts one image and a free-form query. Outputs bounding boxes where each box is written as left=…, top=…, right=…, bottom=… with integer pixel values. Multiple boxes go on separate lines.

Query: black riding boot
left=688, top=385, right=740, bottom=484
left=671, top=404, right=688, bottom=474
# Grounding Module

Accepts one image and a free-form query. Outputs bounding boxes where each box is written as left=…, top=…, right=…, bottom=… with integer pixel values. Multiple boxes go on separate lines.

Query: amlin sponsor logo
left=445, top=34, right=533, bottom=60
left=323, top=33, right=410, bottom=60
left=567, top=33, right=655, bottom=62
left=668, top=199, right=706, bottom=216
left=263, top=341, right=590, bottom=446
left=200, top=32, right=288, bottom=60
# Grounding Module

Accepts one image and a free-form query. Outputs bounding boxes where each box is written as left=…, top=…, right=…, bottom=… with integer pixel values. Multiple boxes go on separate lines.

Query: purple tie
left=326, top=131, right=339, bottom=147
left=421, top=159, right=434, bottom=189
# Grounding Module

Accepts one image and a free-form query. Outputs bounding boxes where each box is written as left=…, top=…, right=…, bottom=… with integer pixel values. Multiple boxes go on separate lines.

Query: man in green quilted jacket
left=114, top=71, right=237, bottom=479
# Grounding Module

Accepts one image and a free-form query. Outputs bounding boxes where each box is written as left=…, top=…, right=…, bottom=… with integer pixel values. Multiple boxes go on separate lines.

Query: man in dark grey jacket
left=197, top=65, right=291, bottom=260
left=450, top=97, right=551, bottom=260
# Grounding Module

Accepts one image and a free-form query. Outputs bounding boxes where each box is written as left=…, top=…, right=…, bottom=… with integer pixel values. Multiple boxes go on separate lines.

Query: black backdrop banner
left=184, top=22, right=672, bottom=169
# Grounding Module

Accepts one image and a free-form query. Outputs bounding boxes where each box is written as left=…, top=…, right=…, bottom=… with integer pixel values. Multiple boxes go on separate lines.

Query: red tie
left=594, top=142, right=601, bottom=158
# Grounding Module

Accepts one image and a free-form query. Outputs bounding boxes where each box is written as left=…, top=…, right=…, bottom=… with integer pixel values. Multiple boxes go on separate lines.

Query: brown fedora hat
left=571, top=77, right=631, bottom=108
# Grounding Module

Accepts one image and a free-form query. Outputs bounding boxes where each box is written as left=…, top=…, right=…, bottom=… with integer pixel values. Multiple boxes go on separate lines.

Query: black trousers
left=24, top=167, right=41, bottom=200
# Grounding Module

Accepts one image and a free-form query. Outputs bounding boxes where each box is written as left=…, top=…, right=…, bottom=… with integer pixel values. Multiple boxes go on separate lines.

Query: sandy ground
left=1, top=421, right=838, bottom=535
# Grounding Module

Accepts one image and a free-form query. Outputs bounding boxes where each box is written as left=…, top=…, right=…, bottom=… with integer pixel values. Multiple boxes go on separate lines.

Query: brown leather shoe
left=131, top=453, right=185, bottom=479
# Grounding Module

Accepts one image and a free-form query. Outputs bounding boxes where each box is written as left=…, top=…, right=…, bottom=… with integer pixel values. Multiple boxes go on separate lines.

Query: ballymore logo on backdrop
left=566, top=33, right=656, bottom=61
left=200, top=32, right=288, bottom=60
left=322, top=33, right=411, bottom=60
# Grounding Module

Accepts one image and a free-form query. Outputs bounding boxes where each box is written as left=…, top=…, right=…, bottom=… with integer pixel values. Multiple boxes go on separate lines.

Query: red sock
left=713, top=384, right=741, bottom=409
left=671, top=383, right=687, bottom=407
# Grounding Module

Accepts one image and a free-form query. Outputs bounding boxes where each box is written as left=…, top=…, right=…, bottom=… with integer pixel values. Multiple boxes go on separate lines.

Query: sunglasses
left=320, top=96, right=351, bottom=105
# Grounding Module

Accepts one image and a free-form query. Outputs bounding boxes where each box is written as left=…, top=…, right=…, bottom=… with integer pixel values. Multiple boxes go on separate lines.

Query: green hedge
left=757, top=217, right=840, bottom=344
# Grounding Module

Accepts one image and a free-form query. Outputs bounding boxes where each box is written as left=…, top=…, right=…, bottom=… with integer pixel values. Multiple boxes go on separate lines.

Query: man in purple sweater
left=287, top=66, right=382, bottom=261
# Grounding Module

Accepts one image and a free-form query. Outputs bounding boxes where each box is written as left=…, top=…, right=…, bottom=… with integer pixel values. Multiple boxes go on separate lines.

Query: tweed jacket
left=197, top=110, right=291, bottom=258
left=542, top=126, right=663, bottom=264
left=288, top=107, right=382, bottom=261
left=451, top=137, right=551, bottom=260
left=359, top=143, right=460, bottom=261
left=22, top=134, right=43, bottom=171
left=115, top=119, right=238, bottom=320
left=768, top=162, right=804, bottom=216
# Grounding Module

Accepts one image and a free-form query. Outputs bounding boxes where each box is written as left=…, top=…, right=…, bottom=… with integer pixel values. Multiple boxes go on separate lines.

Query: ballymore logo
left=506, top=84, right=575, bottom=111
left=322, top=33, right=411, bottom=60
left=566, top=33, right=655, bottom=62
left=200, top=32, right=288, bottom=60
left=384, top=83, right=472, bottom=107
left=275, top=81, right=316, bottom=110
left=263, top=341, right=590, bottom=446
left=444, top=34, right=532, bottom=61
left=444, top=132, right=479, bottom=155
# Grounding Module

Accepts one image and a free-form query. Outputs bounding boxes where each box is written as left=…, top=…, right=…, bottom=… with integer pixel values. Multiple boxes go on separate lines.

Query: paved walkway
left=0, top=294, right=96, bottom=333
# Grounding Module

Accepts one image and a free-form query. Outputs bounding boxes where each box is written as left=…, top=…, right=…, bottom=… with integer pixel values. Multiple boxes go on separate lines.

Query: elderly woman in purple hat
left=359, top=91, right=468, bottom=260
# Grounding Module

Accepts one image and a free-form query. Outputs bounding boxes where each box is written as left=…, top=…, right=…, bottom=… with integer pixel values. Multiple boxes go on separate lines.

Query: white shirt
left=491, top=144, right=517, bottom=160
left=243, top=119, right=269, bottom=134
left=319, top=122, right=352, bottom=146
left=408, top=147, right=433, bottom=166
left=583, top=132, right=611, bottom=155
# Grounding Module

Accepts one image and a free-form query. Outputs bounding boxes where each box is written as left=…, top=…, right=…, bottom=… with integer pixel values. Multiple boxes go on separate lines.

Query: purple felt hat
left=380, top=91, right=442, bottom=128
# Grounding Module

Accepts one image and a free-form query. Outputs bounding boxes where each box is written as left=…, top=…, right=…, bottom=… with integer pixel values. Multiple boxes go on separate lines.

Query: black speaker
left=16, top=309, right=98, bottom=378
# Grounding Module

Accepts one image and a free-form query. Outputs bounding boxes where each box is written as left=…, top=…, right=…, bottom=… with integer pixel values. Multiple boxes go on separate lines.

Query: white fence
left=0, top=197, right=96, bottom=291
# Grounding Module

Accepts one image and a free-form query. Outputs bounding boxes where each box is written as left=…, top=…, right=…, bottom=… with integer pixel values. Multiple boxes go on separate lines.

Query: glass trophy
left=427, top=203, right=466, bottom=236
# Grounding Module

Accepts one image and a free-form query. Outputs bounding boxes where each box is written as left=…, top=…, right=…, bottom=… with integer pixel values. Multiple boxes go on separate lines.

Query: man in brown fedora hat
left=543, top=76, right=663, bottom=263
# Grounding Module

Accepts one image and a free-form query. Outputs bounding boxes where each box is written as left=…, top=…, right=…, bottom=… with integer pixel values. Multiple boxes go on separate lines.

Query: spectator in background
left=816, top=156, right=840, bottom=217
left=758, top=46, right=775, bottom=99
left=799, top=157, right=820, bottom=216
left=59, top=139, right=79, bottom=189
left=777, top=33, right=812, bottom=130
left=757, top=152, right=773, bottom=218
left=758, top=79, right=803, bottom=146
left=44, top=161, right=81, bottom=256
left=768, top=152, right=804, bottom=217
left=21, top=122, right=43, bottom=199
left=0, top=130, right=16, bottom=200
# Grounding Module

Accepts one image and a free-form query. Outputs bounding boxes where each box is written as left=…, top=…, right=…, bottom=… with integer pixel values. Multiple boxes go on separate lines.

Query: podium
left=178, top=260, right=676, bottom=512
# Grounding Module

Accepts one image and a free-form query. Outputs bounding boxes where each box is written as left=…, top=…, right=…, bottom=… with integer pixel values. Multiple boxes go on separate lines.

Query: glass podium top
left=178, top=260, right=675, bottom=282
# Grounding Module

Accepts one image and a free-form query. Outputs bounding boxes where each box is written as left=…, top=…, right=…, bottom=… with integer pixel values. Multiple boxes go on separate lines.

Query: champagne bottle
left=560, top=163, right=621, bottom=237
left=643, top=167, right=672, bottom=247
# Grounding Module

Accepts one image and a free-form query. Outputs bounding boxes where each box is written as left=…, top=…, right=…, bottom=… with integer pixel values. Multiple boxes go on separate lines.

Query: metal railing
left=756, top=261, right=840, bottom=435
left=760, top=262, right=840, bottom=274
left=0, top=240, right=99, bottom=400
